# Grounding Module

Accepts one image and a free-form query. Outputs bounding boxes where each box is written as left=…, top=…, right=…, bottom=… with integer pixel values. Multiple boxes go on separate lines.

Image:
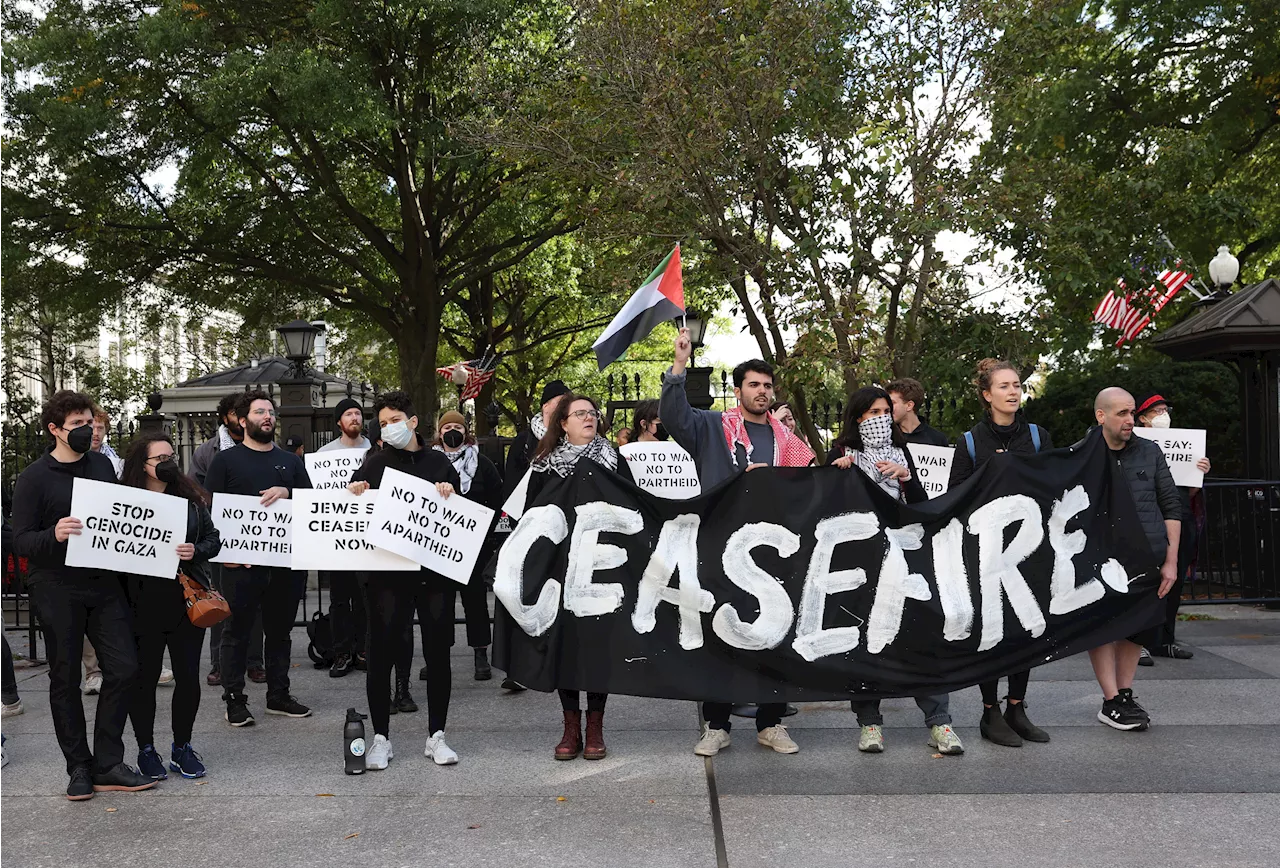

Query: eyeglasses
left=248, top=408, right=276, bottom=417
left=569, top=409, right=602, bottom=421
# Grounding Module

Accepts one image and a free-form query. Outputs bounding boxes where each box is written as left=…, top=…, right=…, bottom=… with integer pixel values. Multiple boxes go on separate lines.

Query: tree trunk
left=396, top=322, right=441, bottom=438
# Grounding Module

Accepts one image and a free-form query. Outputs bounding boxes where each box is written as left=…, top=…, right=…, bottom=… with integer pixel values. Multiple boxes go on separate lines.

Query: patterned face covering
left=858, top=413, right=894, bottom=448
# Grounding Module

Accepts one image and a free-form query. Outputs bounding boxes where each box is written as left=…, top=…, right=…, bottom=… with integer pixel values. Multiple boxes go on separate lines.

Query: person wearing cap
left=318, top=397, right=371, bottom=677
left=1134, top=393, right=1211, bottom=664
left=284, top=437, right=305, bottom=458
left=430, top=410, right=504, bottom=681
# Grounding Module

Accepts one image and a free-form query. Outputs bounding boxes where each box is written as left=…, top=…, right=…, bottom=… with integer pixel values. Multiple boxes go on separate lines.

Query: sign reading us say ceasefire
left=290, top=489, right=418, bottom=572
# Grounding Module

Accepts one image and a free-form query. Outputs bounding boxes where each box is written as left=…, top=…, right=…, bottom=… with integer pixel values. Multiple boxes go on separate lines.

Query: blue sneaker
left=169, top=742, right=206, bottom=779
left=137, top=744, right=168, bottom=780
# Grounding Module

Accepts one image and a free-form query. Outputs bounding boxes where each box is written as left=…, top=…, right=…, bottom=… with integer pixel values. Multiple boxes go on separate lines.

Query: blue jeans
left=851, top=694, right=951, bottom=727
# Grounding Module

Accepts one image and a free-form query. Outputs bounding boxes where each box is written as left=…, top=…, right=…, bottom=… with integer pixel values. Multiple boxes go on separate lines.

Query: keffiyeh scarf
left=434, top=444, right=479, bottom=494
left=721, top=406, right=815, bottom=468
left=848, top=413, right=909, bottom=500
left=531, top=435, right=619, bottom=478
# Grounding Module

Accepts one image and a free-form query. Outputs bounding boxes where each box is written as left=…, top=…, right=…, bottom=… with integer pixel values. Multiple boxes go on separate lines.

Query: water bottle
left=344, top=707, right=368, bottom=775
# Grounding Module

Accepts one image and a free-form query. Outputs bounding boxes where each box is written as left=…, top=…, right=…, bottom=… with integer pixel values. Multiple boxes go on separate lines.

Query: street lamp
left=1208, top=245, right=1240, bottom=297
left=277, top=319, right=319, bottom=377
left=678, top=310, right=708, bottom=365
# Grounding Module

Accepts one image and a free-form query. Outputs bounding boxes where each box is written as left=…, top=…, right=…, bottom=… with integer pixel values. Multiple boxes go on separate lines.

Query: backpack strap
left=964, top=431, right=976, bottom=463
left=1029, top=424, right=1042, bottom=453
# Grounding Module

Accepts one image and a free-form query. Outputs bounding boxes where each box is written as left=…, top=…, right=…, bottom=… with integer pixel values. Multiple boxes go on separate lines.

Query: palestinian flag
left=593, top=244, right=685, bottom=371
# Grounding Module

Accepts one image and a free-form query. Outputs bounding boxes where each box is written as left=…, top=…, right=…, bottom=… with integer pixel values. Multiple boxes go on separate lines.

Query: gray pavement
left=2, top=603, right=1279, bottom=867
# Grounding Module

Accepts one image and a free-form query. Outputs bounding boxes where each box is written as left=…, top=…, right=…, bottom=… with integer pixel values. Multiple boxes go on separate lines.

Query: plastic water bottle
left=344, top=707, right=368, bottom=775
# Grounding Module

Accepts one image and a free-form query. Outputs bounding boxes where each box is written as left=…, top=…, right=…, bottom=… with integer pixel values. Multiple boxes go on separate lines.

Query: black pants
left=2, top=635, right=18, bottom=705
left=131, top=616, right=204, bottom=747
left=1158, top=521, right=1198, bottom=645
left=366, top=572, right=455, bottom=737
left=30, top=575, right=138, bottom=774
left=459, top=571, right=492, bottom=649
left=559, top=690, right=607, bottom=712
left=328, top=570, right=366, bottom=657
left=980, top=670, right=1030, bottom=705
left=703, top=701, right=784, bottom=733
left=209, top=564, right=264, bottom=671
left=219, top=566, right=304, bottom=702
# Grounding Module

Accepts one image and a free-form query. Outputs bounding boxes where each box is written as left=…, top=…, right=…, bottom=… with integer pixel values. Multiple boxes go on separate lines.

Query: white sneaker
left=82, top=674, right=103, bottom=696
left=694, top=726, right=732, bottom=757
left=366, top=734, right=393, bottom=770
left=928, top=724, right=965, bottom=755
left=157, top=667, right=174, bottom=685
left=756, top=724, right=799, bottom=754
left=858, top=724, right=884, bottom=752
left=424, top=731, right=458, bottom=765
left=1, top=699, right=23, bottom=718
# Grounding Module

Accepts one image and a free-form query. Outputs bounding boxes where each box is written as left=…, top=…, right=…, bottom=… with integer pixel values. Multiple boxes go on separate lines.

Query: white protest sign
left=305, top=448, right=367, bottom=491
left=369, top=467, right=496, bottom=584
left=65, top=479, right=188, bottom=579
left=620, top=442, right=702, bottom=499
left=209, top=493, right=294, bottom=568
left=291, top=489, right=418, bottom=571
left=906, top=444, right=953, bottom=499
left=1132, top=426, right=1207, bottom=487
left=501, top=469, right=534, bottom=521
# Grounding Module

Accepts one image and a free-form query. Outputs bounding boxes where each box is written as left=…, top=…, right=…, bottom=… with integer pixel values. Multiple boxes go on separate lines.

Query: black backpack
left=306, top=610, right=334, bottom=668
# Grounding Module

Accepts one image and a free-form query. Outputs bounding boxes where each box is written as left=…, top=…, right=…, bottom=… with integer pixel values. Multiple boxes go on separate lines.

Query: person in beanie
left=504, top=379, right=571, bottom=497
left=318, top=397, right=370, bottom=677
left=430, top=410, right=504, bottom=681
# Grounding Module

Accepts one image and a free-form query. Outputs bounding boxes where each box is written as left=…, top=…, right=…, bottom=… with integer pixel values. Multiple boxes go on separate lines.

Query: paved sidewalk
left=2, top=604, right=1278, bottom=868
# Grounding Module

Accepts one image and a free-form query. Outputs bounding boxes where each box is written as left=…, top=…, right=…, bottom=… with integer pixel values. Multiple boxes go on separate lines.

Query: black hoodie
left=11, top=447, right=122, bottom=584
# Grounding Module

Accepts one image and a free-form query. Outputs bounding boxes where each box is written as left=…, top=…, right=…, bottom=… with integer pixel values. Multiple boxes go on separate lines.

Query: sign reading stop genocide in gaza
left=65, top=479, right=189, bottom=579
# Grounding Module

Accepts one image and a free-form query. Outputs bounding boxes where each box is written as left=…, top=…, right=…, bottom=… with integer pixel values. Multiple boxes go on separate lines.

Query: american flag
left=436, top=351, right=501, bottom=402
left=1092, top=267, right=1192, bottom=346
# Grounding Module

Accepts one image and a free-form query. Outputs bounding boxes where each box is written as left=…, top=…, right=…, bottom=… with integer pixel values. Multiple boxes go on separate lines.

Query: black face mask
left=155, top=460, right=181, bottom=485
left=442, top=429, right=465, bottom=449
left=66, top=424, right=94, bottom=454
left=654, top=423, right=670, bottom=442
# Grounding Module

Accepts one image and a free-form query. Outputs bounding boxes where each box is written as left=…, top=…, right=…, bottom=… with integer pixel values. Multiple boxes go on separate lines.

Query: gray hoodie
left=659, top=367, right=741, bottom=490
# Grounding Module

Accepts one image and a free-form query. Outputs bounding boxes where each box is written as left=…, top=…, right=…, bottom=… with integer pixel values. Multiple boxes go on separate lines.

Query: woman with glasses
left=524, top=394, right=634, bottom=761
left=120, top=433, right=222, bottom=780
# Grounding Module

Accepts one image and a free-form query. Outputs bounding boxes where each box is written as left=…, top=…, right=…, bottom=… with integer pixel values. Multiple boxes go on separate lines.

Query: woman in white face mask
left=827, top=387, right=964, bottom=757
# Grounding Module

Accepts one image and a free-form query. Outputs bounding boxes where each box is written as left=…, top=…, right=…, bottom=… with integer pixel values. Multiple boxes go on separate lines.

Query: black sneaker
left=329, top=654, right=355, bottom=678
left=354, top=653, right=367, bottom=671
left=1098, top=696, right=1147, bottom=731
left=474, top=647, right=492, bottom=681
left=1117, top=688, right=1151, bottom=729
left=169, top=742, right=207, bottom=779
left=1153, top=643, right=1194, bottom=659
left=66, top=766, right=94, bottom=801
left=418, top=664, right=430, bottom=681
left=92, top=762, right=158, bottom=792
left=266, top=695, right=312, bottom=718
left=225, top=694, right=255, bottom=727
left=137, top=744, right=168, bottom=780
left=1138, top=647, right=1155, bottom=666
left=501, top=677, right=526, bottom=692
left=394, top=683, right=418, bottom=714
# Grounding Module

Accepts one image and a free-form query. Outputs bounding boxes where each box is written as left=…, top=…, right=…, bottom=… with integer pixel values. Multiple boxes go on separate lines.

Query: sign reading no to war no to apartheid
left=619, top=442, right=702, bottom=499
left=906, top=444, right=953, bottom=498
left=1131, top=426, right=1208, bottom=487
left=65, top=479, right=189, bottom=579
left=304, top=448, right=368, bottom=491
left=209, top=493, right=293, bottom=568
left=290, top=489, right=418, bottom=572
left=368, top=467, right=497, bottom=584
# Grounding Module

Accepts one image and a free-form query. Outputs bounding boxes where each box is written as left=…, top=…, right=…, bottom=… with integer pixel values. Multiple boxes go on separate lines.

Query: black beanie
left=540, top=379, right=570, bottom=405
left=333, top=397, right=363, bottom=422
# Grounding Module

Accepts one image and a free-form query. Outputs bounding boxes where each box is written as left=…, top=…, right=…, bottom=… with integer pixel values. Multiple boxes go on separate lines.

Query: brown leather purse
left=178, top=572, right=231, bottom=628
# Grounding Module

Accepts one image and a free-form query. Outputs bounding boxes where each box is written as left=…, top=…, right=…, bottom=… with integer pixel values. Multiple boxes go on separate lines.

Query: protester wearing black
left=431, top=410, right=503, bottom=682
left=524, top=394, right=634, bottom=761
left=632, top=399, right=667, bottom=443
left=1134, top=393, right=1210, bottom=662
left=10, top=390, right=156, bottom=799
left=503, top=379, right=571, bottom=499
left=319, top=397, right=371, bottom=678
left=1080, top=388, right=1182, bottom=731
left=204, top=390, right=313, bottom=726
left=348, top=391, right=462, bottom=769
left=120, top=433, right=221, bottom=780
left=887, top=377, right=951, bottom=447
left=948, top=359, right=1052, bottom=748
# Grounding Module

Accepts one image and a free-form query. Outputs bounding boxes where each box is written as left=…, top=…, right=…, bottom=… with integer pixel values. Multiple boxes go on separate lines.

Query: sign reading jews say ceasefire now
left=368, top=467, right=496, bottom=584
left=209, top=493, right=294, bottom=569
left=65, top=478, right=189, bottom=580
left=291, top=488, right=418, bottom=572
left=1131, top=427, right=1208, bottom=488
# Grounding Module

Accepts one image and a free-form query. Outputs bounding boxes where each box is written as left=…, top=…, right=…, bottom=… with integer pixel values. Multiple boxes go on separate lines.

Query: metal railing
left=1185, top=479, right=1280, bottom=604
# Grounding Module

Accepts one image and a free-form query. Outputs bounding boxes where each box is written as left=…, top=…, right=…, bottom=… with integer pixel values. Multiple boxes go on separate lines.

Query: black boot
left=1004, top=700, right=1050, bottom=743
left=394, top=679, right=418, bottom=714
left=980, top=704, right=1023, bottom=747
left=474, top=647, right=492, bottom=681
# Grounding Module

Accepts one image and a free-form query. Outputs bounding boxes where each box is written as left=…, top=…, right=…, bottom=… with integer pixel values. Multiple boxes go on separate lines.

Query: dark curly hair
left=41, top=390, right=95, bottom=439
left=121, top=432, right=210, bottom=506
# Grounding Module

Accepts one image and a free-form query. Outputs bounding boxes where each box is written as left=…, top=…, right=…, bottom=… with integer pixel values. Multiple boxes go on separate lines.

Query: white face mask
left=381, top=420, right=414, bottom=449
left=859, top=413, right=893, bottom=448
left=1149, top=413, right=1171, bottom=429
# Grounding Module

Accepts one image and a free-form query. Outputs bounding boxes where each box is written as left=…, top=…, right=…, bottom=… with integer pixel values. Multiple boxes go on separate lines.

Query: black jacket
left=128, top=498, right=221, bottom=634
left=502, top=427, right=539, bottom=500
left=903, top=421, right=951, bottom=448
left=1073, top=428, right=1180, bottom=563
left=824, top=446, right=928, bottom=504
left=11, top=448, right=121, bottom=585
left=948, top=417, right=1054, bottom=487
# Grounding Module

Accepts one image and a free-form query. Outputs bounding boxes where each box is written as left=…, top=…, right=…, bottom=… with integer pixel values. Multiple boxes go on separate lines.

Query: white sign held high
left=209, top=493, right=294, bottom=568
left=906, top=444, right=953, bottom=499
left=65, top=479, right=189, bottom=579
left=620, top=442, right=702, bottom=499
left=369, top=467, right=496, bottom=584
left=1132, top=427, right=1207, bottom=487
left=291, top=489, right=418, bottom=572
left=305, top=448, right=367, bottom=491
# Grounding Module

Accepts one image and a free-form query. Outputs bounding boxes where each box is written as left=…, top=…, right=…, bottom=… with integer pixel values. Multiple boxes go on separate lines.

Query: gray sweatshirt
left=659, top=367, right=742, bottom=490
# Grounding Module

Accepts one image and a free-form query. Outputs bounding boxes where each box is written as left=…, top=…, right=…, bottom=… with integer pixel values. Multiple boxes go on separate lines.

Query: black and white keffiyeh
left=848, top=413, right=909, bottom=500
left=531, top=435, right=619, bottom=478
left=434, top=444, right=479, bottom=494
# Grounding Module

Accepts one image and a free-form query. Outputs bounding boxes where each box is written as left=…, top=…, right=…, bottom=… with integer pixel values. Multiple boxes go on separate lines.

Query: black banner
left=492, top=434, right=1163, bottom=701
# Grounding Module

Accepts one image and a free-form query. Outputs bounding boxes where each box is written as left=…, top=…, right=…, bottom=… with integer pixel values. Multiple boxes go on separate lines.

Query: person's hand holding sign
left=176, top=543, right=195, bottom=561
left=436, top=482, right=454, bottom=499
left=1196, top=457, right=1211, bottom=474
left=832, top=455, right=855, bottom=470
left=54, top=516, right=82, bottom=542
left=348, top=481, right=370, bottom=496
left=259, top=486, right=289, bottom=506
left=876, top=460, right=910, bottom=481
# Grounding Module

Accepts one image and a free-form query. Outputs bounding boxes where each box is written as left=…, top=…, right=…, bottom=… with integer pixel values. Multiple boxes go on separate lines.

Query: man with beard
left=192, top=394, right=245, bottom=487
left=317, top=398, right=370, bottom=677
left=205, top=390, right=313, bottom=726
left=503, top=380, right=571, bottom=498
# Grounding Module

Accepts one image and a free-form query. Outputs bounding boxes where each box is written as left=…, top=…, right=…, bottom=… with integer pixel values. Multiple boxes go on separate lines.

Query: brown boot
left=555, top=710, right=582, bottom=760
left=583, top=710, right=607, bottom=760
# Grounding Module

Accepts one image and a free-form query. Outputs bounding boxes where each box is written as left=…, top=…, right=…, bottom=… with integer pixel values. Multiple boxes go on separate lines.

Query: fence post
left=136, top=392, right=167, bottom=436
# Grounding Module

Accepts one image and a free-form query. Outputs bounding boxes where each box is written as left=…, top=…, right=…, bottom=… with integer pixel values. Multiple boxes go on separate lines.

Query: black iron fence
left=1186, top=480, right=1280, bottom=603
